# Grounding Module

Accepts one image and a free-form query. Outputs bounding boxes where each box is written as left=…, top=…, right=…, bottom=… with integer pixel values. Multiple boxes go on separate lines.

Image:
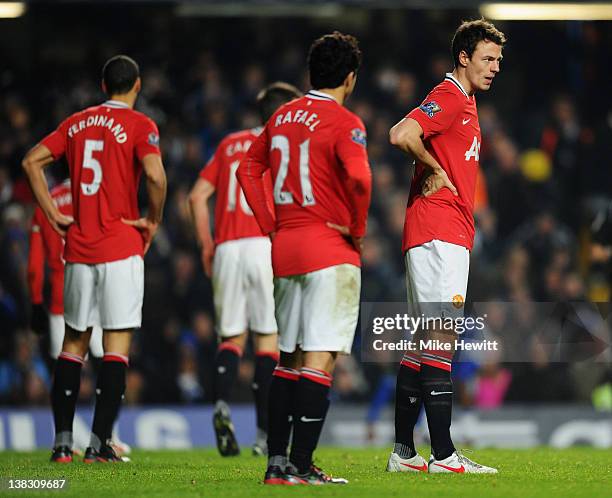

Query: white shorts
left=274, top=264, right=361, bottom=354
left=212, top=237, right=277, bottom=337
left=405, top=239, right=470, bottom=319
left=64, top=255, right=144, bottom=332
left=49, top=313, right=103, bottom=359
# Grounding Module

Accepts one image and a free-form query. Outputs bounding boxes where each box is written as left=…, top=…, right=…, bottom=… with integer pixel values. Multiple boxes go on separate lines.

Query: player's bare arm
left=122, top=153, right=167, bottom=254
left=22, top=144, right=74, bottom=236
left=389, top=117, right=457, bottom=197
left=188, top=178, right=216, bottom=277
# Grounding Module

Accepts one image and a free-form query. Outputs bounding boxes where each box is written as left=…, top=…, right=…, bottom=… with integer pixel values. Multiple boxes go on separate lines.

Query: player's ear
left=133, top=77, right=142, bottom=94
left=344, top=71, right=356, bottom=90
left=458, top=50, right=470, bottom=68
left=101, top=80, right=107, bottom=95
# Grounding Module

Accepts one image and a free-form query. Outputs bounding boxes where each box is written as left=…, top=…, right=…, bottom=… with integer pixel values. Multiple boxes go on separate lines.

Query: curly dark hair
left=256, top=82, right=302, bottom=123
left=308, top=31, right=362, bottom=90
left=451, top=19, right=507, bottom=68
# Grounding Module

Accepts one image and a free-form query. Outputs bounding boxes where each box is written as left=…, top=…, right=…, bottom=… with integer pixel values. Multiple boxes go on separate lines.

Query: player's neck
left=107, top=93, right=137, bottom=109
left=313, top=88, right=346, bottom=106
left=450, top=69, right=475, bottom=96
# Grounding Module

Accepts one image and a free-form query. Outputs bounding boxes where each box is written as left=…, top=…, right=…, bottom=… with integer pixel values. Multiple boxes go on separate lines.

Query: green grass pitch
left=1, top=447, right=610, bottom=497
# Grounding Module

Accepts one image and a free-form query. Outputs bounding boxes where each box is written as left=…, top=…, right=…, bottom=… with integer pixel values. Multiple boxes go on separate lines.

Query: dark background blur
left=1, top=2, right=611, bottom=415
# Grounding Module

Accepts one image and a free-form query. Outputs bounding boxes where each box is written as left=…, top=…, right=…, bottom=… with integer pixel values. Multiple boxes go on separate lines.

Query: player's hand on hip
left=351, top=235, right=364, bottom=254
left=327, top=222, right=363, bottom=254
left=422, top=168, right=458, bottom=197
left=201, top=244, right=215, bottom=278
left=49, top=212, right=74, bottom=237
left=326, top=222, right=350, bottom=235
left=268, top=231, right=277, bottom=242
left=121, top=217, right=159, bottom=254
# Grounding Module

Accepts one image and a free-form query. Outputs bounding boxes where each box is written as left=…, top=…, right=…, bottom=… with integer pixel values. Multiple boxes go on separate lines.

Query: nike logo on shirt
left=462, top=118, right=471, bottom=125
left=300, top=416, right=324, bottom=423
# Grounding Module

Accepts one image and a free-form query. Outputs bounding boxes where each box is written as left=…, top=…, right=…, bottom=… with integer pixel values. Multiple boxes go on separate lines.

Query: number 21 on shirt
left=271, top=134, right=316, bottom=206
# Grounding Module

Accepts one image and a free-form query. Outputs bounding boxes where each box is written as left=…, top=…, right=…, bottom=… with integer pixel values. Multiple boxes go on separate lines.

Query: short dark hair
left=256, top=82, right=302, bottom=123
left=451, top=19, right=507, bottom=67
left=308, top=31, right=362, bottom=90
left=102, top=55, right=140, bottom=96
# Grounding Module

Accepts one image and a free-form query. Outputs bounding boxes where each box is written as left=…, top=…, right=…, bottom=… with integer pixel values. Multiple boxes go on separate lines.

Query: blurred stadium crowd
left=0, top=7, right=610, bottom=411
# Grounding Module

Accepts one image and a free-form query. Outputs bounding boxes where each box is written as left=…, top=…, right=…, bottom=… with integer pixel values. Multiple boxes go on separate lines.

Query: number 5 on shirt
left=82, top=139, right=103, bottom=196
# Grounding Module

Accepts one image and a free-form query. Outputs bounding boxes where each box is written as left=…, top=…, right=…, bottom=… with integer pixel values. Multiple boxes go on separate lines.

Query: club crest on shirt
left=351, top=128, right=367, bottom=147
left=419, top=101, right=442, bottom=118
left=148, top=133, right=160, bottom=146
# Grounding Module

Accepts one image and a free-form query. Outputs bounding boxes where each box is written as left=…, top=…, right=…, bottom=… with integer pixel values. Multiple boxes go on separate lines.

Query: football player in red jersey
left=28, top=179, right=104, bottom=363
left=387, top=20, right=505, bottom=474
left=22, top=55, right=167, bottom=463
left=238, top=32, right=371, bottom=485
left=189, top=82, right=301, bottom=457
left=28, top=178, right=133, bottom=457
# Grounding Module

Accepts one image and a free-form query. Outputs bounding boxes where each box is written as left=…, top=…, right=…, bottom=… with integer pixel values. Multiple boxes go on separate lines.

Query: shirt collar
left=306, top=90, right=337, bottom=103
left=444, top=73, right=470, bottom=98
left=102, top=100, right=130, bottom=109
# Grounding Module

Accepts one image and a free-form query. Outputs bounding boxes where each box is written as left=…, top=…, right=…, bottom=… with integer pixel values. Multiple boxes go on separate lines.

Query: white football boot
left=386, top=452, right=429, bottom=472
left=428, top=451, right=498, bottom=474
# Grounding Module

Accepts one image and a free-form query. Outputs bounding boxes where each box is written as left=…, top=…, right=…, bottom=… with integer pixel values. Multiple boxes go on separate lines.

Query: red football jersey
left=403, top=74, right=481, bottom=252
left=28, top=180, right=72, bottom=314
left=199, top=128, right=271, bottom=245
left=40, top=100, right=161, bottom=264
left=238, top=90, right=371, bottom=277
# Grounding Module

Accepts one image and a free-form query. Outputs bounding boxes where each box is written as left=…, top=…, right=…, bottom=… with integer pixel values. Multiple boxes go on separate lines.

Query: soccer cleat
left=284, top=464, right=348, bottom=485
left=213, top=403, right=240, bottom=457
left=252, top=430, right=267, bottom=456
left=252, top=441, right=267, bottom=456
left=50, top=445, right=73, bottom=463
left=428, top=451, right=498, bottom=474
left=83, top=444, right=126, bottom=463
left=109, top=438, right=132, bottom=456
left=263, top=465, right=292, bottom=485
left=386, top=452, right=428, bottom=472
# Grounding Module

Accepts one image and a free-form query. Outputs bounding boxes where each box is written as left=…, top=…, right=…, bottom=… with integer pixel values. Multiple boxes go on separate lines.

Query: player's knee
left=253, top=332, right=278, bottom=353
left=302, top=351, right=337, bottom=374
left=62, top=326, right=91, bottom=357
left=279, top=350, right=302, bottom=370
left=102, top=329, right=133, bottom=356
left=223, top=331, right=248, bottom=349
